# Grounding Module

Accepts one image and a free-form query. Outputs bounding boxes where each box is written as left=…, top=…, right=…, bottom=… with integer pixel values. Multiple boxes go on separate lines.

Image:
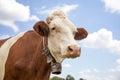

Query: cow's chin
left=50, top=52, right=80, bottom=63
left=50, top=52, right=66, bottom=63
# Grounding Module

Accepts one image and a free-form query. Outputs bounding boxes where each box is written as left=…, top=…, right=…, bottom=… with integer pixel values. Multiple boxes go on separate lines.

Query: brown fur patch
left=74, top=28, right=88, bottom=40
left=4, top=31, right=51, bottom=80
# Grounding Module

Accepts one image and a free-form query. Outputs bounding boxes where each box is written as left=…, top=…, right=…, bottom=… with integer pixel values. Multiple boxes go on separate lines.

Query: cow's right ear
left=33, top=21, right=50, bottom=36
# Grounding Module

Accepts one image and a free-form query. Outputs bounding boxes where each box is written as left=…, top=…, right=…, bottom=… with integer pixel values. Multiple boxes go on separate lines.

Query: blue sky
left=0, top=0, right=120, bottom=80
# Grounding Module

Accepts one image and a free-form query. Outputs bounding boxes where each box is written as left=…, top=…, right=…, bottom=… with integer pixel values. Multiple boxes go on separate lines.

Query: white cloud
left=113, top=59, right=120, bottom=72
left=116, top=65, right=120, bottom=72
left=0, top=34, right=10, bottom=39
left=30, top=15, right=39, bottom=21
left=80, top=73, right=118, bottom=80
left=93, top=68, right=100, bottom=73
left=0, top=20, right=19, bottom=32
left=116, top=59, right=120, bottom=64
left=107, top=58, right=120, bottom=72
left=63, top=63, right=71, bottom=68
left=79, top=68, right=119, bottom=80
left=38, top=4, right=78, bottom=14
left=103, top=0, right=120, bottom=14
left=0, top=0, right=39, bottom=32
left=82, top=28, right=120, bottom=54
left=79, top=69, right=92, bottom=74
left=79, top=69, right=100, bottom=74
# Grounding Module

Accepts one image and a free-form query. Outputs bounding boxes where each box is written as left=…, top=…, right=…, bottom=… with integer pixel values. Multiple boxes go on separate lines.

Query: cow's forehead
left=47, top=10, right=77, bottom=31
left=48, top=15, right=77, bottom=33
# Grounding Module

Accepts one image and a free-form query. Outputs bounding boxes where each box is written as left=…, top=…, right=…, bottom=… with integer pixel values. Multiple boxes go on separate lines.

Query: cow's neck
left=42, top=37, right=61, bottom=74
left=30, top=36, right=51, bottom=80
left=42, top=37, right=56, bottom=63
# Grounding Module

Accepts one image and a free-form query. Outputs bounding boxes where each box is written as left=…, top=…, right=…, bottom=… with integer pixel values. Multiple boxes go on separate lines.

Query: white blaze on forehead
left=47, top=10, right=79, bottom=63
left=47, top=10, right=77, bottom=32
left=0, top=31, right=26, bottom=80
left=46, top=10, right=67, bottom=25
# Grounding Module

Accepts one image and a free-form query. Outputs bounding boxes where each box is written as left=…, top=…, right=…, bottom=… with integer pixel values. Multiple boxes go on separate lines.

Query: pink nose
left=67, top=45, right=81, bottom=58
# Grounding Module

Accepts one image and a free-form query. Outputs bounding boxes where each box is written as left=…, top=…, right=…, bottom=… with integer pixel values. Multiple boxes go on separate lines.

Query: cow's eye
left=51, top=27, right=56, bottom=30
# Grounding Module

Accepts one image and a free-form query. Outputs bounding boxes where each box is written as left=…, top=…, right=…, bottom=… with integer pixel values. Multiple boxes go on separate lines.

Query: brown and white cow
left=0, top=10, right=88, bottom=80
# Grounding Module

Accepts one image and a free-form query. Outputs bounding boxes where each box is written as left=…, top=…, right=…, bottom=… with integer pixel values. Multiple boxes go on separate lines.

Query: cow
left=0, top=10, right=88, bottom=80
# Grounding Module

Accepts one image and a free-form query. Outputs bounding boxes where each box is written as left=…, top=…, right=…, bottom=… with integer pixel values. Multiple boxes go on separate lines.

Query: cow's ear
left=33, top=21, right=50, bottom=36
left=74, top=28, right=88, bottom=40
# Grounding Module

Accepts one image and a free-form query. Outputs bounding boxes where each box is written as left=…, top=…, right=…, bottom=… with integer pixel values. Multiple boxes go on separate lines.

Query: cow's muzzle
left=66, top=45, right=81, bottom=58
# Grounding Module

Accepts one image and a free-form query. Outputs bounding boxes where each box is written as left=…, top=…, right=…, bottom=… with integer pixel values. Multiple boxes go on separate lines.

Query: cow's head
left=34, top=10, right=88, bottom=63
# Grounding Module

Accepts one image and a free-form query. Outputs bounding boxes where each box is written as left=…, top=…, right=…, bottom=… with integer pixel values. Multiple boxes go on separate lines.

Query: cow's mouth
left=64, top=52, right=81, bottom=58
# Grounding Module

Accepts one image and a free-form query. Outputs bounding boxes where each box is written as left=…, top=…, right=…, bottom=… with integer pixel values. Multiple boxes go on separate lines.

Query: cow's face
left=34, top=10, right=88, bottom=63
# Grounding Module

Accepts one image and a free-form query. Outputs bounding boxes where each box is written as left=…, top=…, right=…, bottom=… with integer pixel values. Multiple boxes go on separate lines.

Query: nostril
left=67, top=45, right=81, bottom=58
left=68, top=46, right=81, bottom=53
left=68, top=46, right=73, bottom=52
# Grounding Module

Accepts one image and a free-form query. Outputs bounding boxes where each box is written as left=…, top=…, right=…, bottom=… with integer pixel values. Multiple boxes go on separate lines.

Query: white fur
left=47, top=10, right=79, bottom=63
left=0, top=31, right=26, bottom=80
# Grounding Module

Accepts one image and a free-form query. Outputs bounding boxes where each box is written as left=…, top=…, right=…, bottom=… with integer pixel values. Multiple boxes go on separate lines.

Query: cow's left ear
left=74, top=28, right=88, bottom=40
left=33, top=21, right=50, bottom=36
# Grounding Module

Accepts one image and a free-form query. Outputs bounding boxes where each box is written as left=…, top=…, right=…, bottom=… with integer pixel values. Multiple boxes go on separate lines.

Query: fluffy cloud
left=82, top=28, right=120, bottom=54
left=38, top=4, right=78, bottom=14
left=80, top=28, right=120, bottom=79
left=79, top=68, right=119, bottom=80
left=116, top=59, right=120, bottom=64
left=79, top=69, right=100, bottom=74
left=103, top=0, right=120, bottom=13
left=80, top=73, right=118, bottom=80
left=0, top=34, right=10, bottom=39
left=63, top=63, right=71, bottom=68
left=110, top=59, right=120, bottom=72
left=0, top=0, right=39, bottom=32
